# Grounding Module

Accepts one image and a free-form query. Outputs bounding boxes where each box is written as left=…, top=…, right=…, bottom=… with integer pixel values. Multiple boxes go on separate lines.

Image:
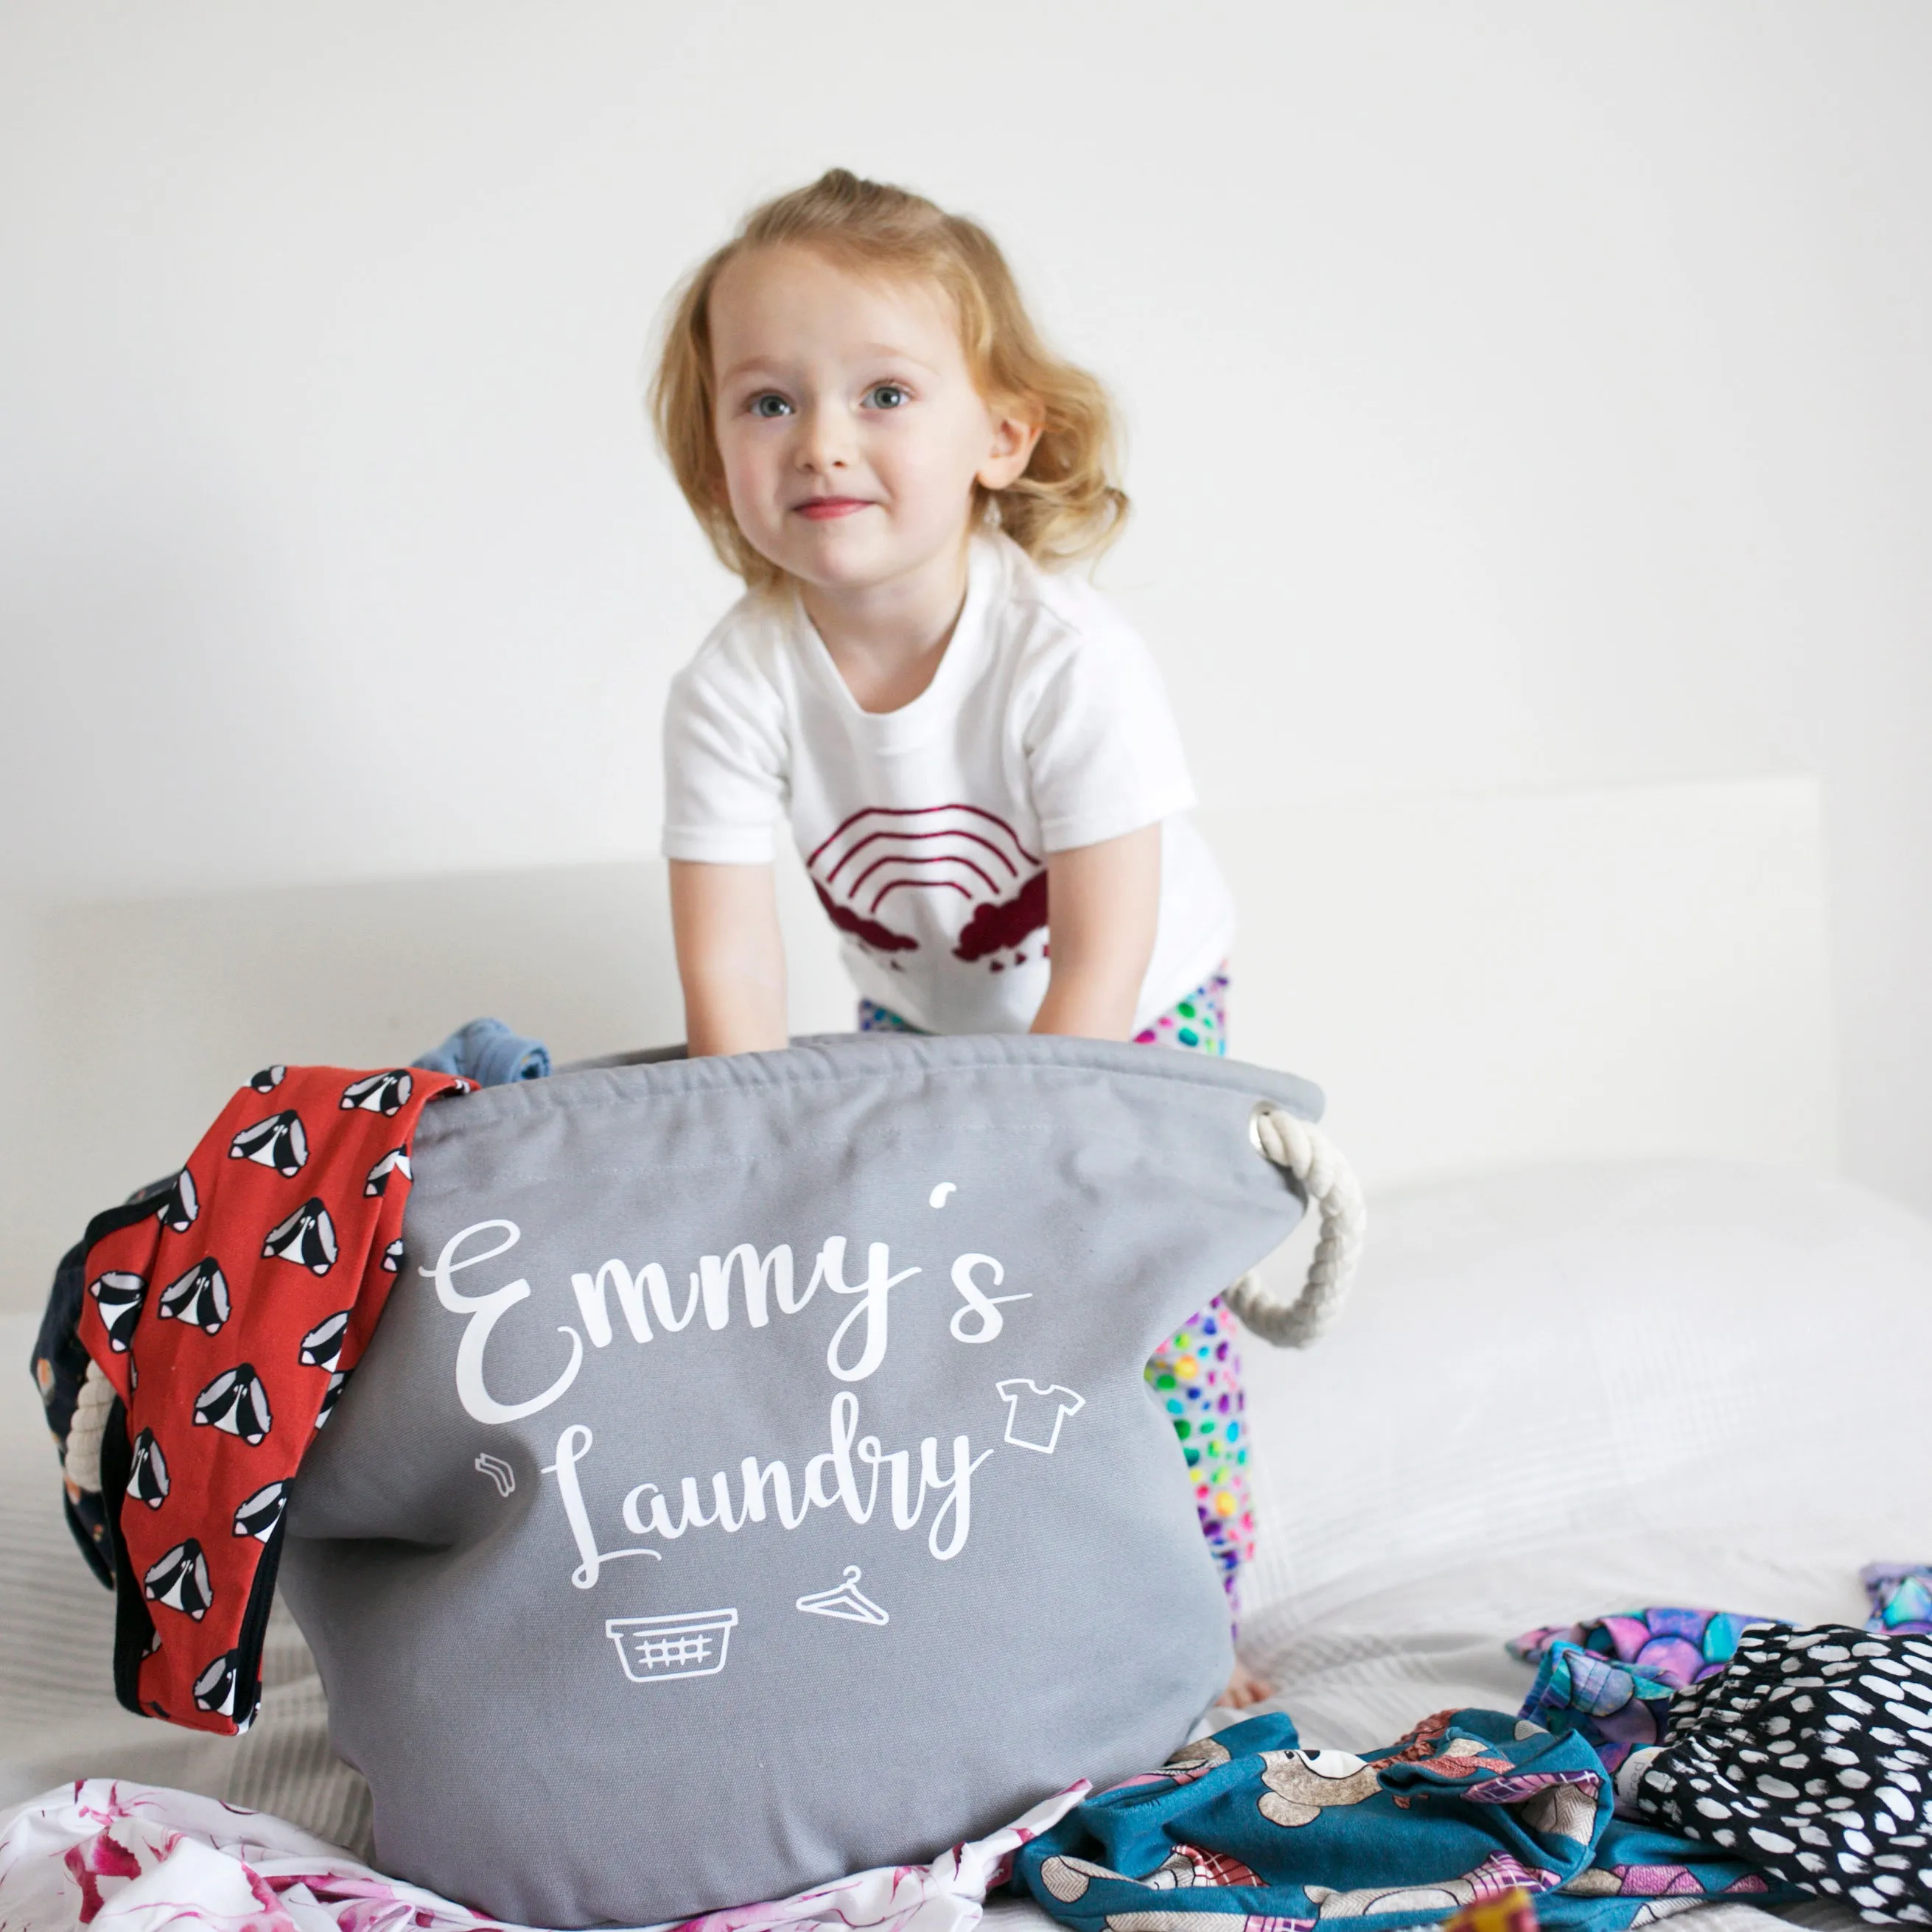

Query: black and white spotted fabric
left=1629, top=1622, right=1932, bottom=1923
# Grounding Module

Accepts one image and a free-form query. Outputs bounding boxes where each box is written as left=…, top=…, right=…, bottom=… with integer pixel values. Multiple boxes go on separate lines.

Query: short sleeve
left=661, top=648, right=790, bottom=865
left=1021, top=624, right=1197, bottom=853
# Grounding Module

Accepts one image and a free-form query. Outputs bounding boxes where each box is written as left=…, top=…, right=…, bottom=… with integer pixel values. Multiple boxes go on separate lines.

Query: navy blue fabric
left=1015, top=1708, right=1796, bottom=1932
left=411, top=1018, right=550, bottom=1087
left=29, top=1175, right=192, bottom=1589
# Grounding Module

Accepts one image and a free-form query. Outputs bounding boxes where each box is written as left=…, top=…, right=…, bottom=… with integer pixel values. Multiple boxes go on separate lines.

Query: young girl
left=650, top=168, right=1264, bottom=1704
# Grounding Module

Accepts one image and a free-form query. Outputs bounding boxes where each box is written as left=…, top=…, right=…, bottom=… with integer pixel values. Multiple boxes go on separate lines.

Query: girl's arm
left=669, top=860, right=790, bottom=1057
left=1030, top=823, right=1161, bottom=1041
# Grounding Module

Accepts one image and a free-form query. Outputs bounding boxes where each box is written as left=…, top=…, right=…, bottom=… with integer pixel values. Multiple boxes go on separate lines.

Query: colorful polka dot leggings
left=857, top=965, right=1256, bottom=1620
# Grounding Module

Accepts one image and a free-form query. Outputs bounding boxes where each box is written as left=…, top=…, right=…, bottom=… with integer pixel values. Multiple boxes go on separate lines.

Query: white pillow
left=1219, top=1162, right=1931, bottom=1768
left=1239, top=1160, right=1932, bottom=1626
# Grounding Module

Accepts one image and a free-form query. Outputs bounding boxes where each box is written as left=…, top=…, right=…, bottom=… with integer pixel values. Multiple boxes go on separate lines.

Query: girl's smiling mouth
left=794, top=497, right=875, bottom=519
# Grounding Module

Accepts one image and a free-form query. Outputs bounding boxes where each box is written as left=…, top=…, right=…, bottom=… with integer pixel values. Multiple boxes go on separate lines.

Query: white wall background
left=2, top=3, right=1928, bottom=1267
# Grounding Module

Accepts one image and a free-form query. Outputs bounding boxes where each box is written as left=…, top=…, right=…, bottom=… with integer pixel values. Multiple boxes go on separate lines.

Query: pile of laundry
left=1012, top=1598, right=1932, bottom=1932
left=2, top=1610, right=1926, bottom=1932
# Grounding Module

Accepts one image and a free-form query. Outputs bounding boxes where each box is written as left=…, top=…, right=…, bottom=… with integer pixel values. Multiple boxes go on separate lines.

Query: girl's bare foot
left=1216, top=1659, right=1274, bottom=1708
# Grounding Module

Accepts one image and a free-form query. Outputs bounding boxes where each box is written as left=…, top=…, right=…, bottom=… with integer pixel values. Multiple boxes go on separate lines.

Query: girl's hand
left=669, top=860, right=790, bottom=1057
left=1030, top=824, right=1161, bottom=1042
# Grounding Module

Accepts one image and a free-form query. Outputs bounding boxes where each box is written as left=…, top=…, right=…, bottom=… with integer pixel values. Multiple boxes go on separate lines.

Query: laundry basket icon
left=605, top=1609, right=740, bottom=1683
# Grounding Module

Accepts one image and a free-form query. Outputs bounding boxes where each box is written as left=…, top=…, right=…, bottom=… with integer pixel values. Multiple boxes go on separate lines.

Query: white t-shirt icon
left=995, top=1379, right=1086, bottom=1455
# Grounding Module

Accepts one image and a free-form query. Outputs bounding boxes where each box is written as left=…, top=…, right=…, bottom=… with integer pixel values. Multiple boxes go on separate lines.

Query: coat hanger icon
left=795, top=1565, right=889, bottom=1626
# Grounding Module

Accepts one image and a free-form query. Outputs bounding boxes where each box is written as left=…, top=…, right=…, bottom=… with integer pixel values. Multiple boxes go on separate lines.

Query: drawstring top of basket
left=65, top=1100, right=1371, bottom=1510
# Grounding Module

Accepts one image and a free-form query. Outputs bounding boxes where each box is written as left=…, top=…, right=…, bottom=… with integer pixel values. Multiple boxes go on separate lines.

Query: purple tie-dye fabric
left=1509, top=1607, right=1768, bottom=1682
left=1863, top=1561, right=1932, bottom=1635
left=1508, top=1609, right=1772, bottom=1774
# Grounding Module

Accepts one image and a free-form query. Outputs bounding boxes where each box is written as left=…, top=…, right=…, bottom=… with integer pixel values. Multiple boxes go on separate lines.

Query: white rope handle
left=65, top=1359, right=114, bottom=1495
left=1222, top=1103, right=1367, bottom=1348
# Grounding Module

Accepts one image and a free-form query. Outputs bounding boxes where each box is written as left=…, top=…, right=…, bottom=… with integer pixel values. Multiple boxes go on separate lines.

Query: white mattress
left=5, top=1158, right=1925, bottom=1928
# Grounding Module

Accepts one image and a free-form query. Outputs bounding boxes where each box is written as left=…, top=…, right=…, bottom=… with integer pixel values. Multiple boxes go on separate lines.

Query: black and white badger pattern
left=157, top=1168, right=200, bottom=1233
left=192, top=1365, right=273, bottom=1445
left=298, top=1310, right=349, bottom=1371
left=229, top=1109, right=309, bottom=1177
left=157, top=1258, right=231, bottom=1334
left=88, top=1270, right=147, bottom=1352
left=340, top=1069, right=412, bottom=1116
left=231, top=1480, right=287, bottom=1542
left=262, top=1198, right=337, bottom=1275
left=128, top=1428, right=170, bottom=1508
left=192, top=1649, right=243, bottom=1718
left=144, top=1539, right=213, bottom=1620
left=56, top=1059, right=464, bottom=1739
left=1634, top=1623, right=1932, bottom=1924
left=315, top=1370, right=349, bottom=1429
left=363, top=1147, right=411, bottom=1196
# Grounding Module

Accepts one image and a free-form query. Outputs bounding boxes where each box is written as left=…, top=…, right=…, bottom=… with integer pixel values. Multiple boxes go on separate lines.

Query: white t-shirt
left=661, top=533, right=1235, bottom=1037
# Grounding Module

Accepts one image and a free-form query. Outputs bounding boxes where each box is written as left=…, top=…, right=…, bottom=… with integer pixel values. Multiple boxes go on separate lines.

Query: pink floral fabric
left=0, top=1779, right=1085, bottom=1932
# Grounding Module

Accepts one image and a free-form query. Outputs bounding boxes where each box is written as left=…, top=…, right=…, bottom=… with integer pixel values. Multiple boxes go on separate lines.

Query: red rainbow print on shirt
left=807, top=805, right=1049, bottom=972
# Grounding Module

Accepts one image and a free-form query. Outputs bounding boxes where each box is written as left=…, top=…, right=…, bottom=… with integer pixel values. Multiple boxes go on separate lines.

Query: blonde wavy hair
left=649, top=169, right=1128, bottom=591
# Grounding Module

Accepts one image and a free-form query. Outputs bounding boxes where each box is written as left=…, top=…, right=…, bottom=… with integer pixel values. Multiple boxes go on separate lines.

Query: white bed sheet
left=4, top=1158, right=1925, bottom=1931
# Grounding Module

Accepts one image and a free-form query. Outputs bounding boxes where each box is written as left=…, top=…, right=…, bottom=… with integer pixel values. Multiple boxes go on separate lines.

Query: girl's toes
left=1215, top=1661, right=1274, bottom=1708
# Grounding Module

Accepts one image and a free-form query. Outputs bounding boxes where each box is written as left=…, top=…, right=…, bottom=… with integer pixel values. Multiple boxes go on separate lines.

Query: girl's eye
left=866, top=384, right=909, bottom=410
left=750, top=393, right=792, bottom=419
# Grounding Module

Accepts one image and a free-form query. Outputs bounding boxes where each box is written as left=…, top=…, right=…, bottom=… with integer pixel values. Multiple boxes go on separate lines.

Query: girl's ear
left=978, top=398, right=1044, bottom=491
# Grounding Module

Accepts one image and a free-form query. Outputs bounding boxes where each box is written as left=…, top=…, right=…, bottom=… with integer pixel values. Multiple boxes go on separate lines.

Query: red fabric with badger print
left=76, top=1063, right=470, bottom=1733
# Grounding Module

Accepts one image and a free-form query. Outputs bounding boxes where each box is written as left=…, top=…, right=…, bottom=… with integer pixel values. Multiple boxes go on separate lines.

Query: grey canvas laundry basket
left=280, top=1032, right=1340, bottom=1928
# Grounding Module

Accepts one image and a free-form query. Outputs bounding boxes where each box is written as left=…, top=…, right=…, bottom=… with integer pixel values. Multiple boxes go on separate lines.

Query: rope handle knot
left=66, top=1360, right=116, bottom=1497
left=1222, top=1102, right=1367, bottom=1348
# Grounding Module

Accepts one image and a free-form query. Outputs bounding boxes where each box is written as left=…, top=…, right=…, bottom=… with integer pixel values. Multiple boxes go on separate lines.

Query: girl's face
left=707, top=245, right=1039, bottom=601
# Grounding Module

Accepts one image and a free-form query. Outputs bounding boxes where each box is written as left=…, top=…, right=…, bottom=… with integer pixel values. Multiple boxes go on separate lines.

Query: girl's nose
left=796, top=403, right=855, bottom=472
